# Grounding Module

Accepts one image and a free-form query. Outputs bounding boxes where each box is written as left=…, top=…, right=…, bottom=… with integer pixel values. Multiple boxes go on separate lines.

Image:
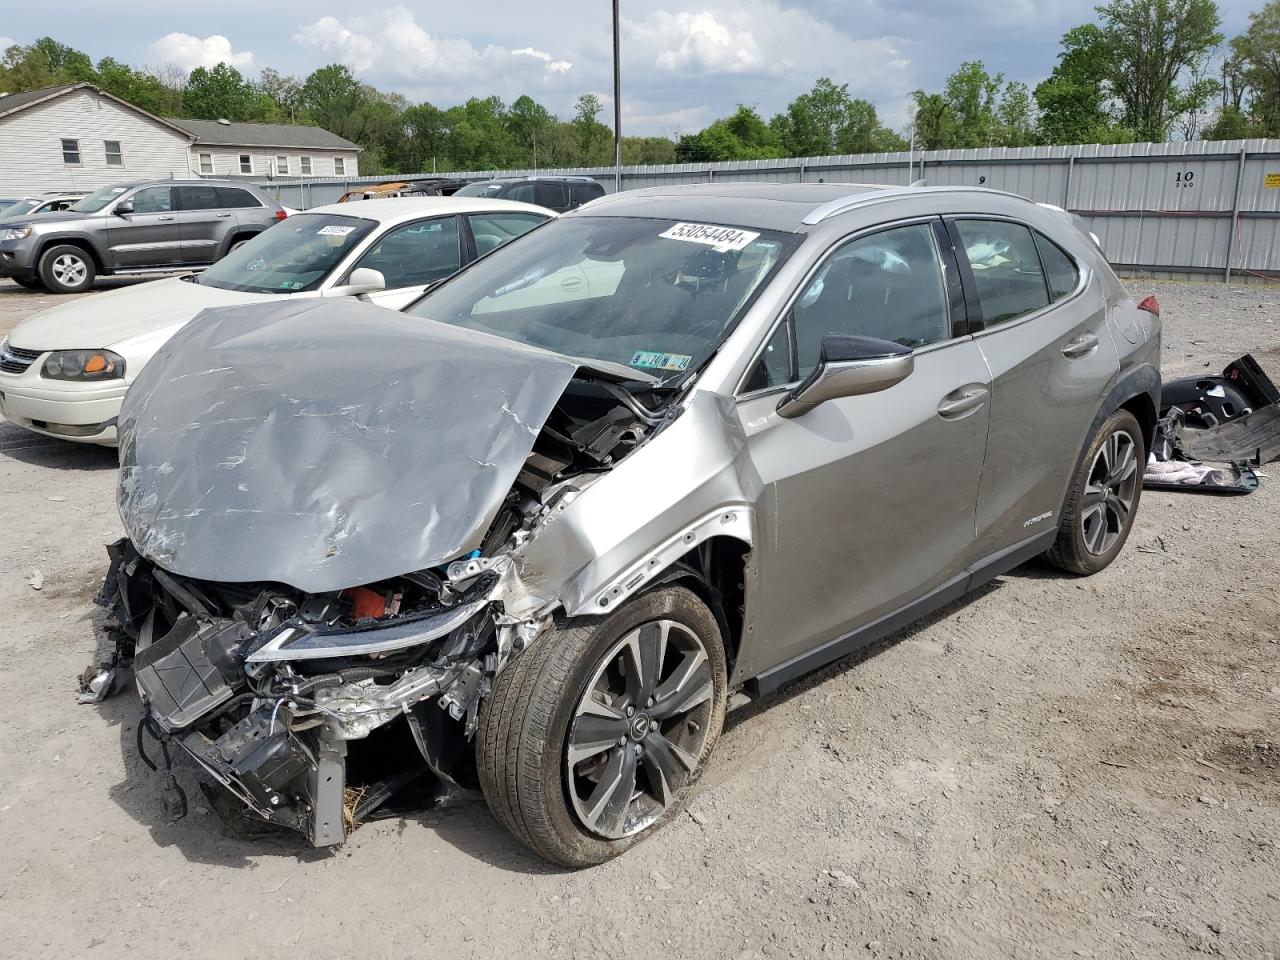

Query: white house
left=0, top=82, right=361, bottom=197
left=171, top=119, right=361, bottom=181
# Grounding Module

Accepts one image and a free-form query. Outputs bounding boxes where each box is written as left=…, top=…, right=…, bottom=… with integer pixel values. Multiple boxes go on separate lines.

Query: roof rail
left=801, top=191, right=887, bottom=225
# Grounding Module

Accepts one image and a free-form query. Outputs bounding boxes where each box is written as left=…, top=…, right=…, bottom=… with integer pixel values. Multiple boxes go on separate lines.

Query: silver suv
left=90, top=182, right=1159, bottom=866
left=0, top=179, right=284, bottom=293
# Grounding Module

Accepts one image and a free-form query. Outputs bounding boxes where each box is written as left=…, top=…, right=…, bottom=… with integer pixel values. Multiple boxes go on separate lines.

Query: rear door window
left=536, top=182, right=569, bottom=209
left=1034, top=232, right=1081, bottom=301
left=176, top=185, right=221, bottom=211
left=505, top=183, right=537, bottom=204
left=465, top=212, right=547, bottom=256
left=351, top=217, right=461, bottom=287
left=954, top=220, right=1049, bottom=326
left=570, top=182, right=604, bottom=207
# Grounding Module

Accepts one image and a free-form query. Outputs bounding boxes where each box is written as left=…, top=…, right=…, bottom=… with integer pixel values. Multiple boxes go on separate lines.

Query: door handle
left=937, top=386, right=989, bottom=419
left=217, top=212, right=232, bottom=218
left=158, top=215, right=175, bottom=221
left=1062, top=332, right=1099, bottom=358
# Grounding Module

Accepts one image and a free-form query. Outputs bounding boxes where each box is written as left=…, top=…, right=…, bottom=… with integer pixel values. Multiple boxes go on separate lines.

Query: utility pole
left=612, top=0, right=622, bottom=192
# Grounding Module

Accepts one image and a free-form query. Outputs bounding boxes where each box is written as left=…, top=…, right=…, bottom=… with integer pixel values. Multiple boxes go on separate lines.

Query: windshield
left=195, top=213, right=377, bottom=294
left=0, top=199, right=38, bottom=220
left=70, top=184, right=131, bottom=213
left=454, top=182, right=505, bottom=197
left=407, top=216, right=795, bottom=381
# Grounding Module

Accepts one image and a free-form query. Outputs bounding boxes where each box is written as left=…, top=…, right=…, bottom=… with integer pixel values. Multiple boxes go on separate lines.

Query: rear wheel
left=476, top=586, right=727, bottom=867
left=1045, top=408, right=1144, bottom=575
left=38, top=245, right=96, bottom=294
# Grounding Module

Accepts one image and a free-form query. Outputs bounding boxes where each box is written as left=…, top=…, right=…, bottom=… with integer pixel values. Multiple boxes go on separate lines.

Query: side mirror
left=777, top=334, right=914, bottom=419
left=324, top=267, right=386, bottom=298
left=113, top=200, right=134, bottom=216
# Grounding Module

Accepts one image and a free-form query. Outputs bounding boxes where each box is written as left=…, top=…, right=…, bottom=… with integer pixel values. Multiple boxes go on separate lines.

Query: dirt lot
left=0, top=277, right=1276, bottom=959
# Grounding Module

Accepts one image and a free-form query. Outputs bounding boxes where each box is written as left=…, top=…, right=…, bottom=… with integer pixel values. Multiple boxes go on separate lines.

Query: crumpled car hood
left=117, top=297, right=579, bottom=593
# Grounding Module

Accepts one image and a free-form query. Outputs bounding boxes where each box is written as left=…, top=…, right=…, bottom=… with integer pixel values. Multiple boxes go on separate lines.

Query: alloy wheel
left=51, top=254, right=87, bottom=287
left=565, top=619, right=714, bottom=840
left=1081, top=429, right=1138, bottom=556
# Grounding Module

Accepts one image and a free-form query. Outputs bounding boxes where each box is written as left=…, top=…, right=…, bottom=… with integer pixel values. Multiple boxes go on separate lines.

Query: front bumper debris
left=93, top=538, right=520, bottom=847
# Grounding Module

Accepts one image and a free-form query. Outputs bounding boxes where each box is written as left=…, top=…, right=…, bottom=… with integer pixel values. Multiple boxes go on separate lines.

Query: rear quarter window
left=216, top=187, right=264, bottom=209
left=1034, top=232, right=1081, bottom=301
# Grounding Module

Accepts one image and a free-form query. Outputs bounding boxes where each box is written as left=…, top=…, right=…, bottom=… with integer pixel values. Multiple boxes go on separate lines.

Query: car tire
left=38, top=245, right=96, bottom=294
left=476, top=585, right=727, bottom=867
left=11, top=277, right=43, bottom=290
left=1045, top=408, right=1145, bottom=575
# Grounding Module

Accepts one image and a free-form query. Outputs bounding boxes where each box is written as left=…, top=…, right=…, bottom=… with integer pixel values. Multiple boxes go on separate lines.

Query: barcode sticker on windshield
left=659, top=222, right=760, bottom=252
left=317, top=225, right=355, bottom=236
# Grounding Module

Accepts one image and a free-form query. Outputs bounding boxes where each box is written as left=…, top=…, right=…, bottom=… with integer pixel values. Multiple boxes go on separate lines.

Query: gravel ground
left=0, top=276, right=1277, bottom=959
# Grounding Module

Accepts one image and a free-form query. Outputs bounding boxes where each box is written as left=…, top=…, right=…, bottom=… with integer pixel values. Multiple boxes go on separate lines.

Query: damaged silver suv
left=89, top=182, right=1160, bottom=866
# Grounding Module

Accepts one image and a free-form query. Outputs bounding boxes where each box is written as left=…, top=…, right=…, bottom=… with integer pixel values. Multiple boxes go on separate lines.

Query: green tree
left=770, top=78, right=905, bottom=155
left=1035, top=24, right=1123, bottom=144
left=572, top=93, right=611, bottom=162
left=256, top=68, right=303, bottom=123
left=93, top=57, right=179, bottom=115
left=997, top=81, right=1038, bottom=145
left=183, top=63, right=257, bottom=121
left=1096, top=0, right=1223, bottom=141
left=507, top=94, right=555, bottom=166
left=1227, top=0, right=1280, bottom=135
left=0, top=37, right=94, bottom=91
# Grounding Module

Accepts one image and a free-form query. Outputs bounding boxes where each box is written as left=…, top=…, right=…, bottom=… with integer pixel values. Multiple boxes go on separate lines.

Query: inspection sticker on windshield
left=659, top=222, right=760, bottom=252
left=631, top=351, right=691, bottom=372
left=317, top=225, right=356, bottom=237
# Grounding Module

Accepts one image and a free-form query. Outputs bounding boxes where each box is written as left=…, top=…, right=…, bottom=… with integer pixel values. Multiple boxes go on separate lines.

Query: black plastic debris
left=1143, top=354, right=1279, bottom=496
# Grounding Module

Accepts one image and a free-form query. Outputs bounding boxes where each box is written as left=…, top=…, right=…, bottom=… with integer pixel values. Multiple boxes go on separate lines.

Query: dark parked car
left=0, top=179, right=285, bottom=293
left=454, top=175, right=605, bottom=212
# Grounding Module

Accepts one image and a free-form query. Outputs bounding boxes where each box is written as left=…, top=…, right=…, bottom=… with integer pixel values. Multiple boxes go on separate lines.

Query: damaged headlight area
left=90, top=538, right=522, bottom=847
left=86, top=365, right=671, bottom=847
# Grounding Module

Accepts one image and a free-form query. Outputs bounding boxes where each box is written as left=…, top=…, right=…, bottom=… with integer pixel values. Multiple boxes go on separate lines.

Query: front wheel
left=11, top=277, right=43, bottom=290
left=38, top=245, right=96, bottom=294
left=1045, top=408, right=1145, bottom=575
left=476, top=586, right=727, bottom=867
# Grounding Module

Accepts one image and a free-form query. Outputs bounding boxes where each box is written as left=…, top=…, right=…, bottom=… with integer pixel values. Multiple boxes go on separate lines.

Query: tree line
left=2, top=0, right=1279, bottom=177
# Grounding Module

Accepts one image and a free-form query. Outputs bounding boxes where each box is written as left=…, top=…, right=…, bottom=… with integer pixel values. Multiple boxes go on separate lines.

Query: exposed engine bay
left=88, top=359, right=672, bottom=846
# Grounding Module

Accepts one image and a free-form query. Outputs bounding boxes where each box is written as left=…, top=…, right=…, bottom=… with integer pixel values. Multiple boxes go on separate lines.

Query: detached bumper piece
left=1143, top=354, right=1279, bottom=496
left=92, top=538, right=502, bottom=847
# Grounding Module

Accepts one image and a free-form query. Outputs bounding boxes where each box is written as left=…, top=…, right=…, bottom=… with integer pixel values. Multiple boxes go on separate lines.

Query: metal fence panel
left=255, top=138, right=1280, bottom=279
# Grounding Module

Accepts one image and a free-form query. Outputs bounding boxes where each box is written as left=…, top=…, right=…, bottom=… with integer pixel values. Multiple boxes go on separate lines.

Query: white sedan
left=0, top=196, right=552, bottom=444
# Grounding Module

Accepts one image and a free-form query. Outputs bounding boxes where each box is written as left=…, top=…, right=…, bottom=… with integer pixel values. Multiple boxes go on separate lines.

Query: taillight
left=275, top=209, right=288, bottom=221
left=1137, top=295, right=1160, bottom=318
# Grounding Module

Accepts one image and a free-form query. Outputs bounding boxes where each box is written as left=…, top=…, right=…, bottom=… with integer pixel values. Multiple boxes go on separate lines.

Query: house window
left=239, top=154, right=252, bottom=174
left=300, top=156, right=312, bottom=175
left=104, top=140, right=123, bottom=166
left=276, top=155, right=289, bottom=175
left=61, top=139, right=81, bottom=164
left=334, top=156, right=346, bottom=175
left=198, top=153, right=213, bottom=174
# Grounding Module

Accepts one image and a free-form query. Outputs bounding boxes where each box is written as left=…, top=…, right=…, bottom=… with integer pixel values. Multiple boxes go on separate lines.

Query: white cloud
left=624, top=2, right=910, bottom=97
left=627, top=11, right=765, bottom=74
left=149, top=33, right=255, bottom=73
left=293, top=7, right=574, bottom=83
left=0, top=37, right=15, bottom=51
left=512, top=48, right=573, bottom=75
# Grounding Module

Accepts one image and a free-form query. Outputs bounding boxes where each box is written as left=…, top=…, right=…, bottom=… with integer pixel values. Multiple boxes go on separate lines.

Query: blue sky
left=0, top=0, right=1261, bottom=134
